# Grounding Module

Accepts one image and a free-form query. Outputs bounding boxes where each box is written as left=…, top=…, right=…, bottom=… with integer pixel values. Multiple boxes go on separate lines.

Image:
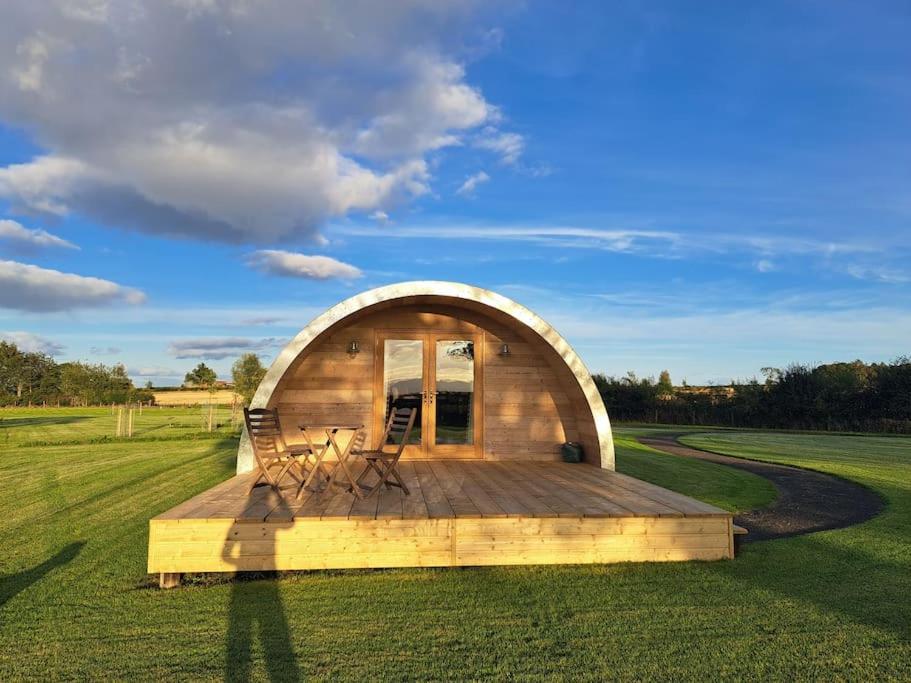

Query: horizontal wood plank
left=149, top=461, right=734, bottom=573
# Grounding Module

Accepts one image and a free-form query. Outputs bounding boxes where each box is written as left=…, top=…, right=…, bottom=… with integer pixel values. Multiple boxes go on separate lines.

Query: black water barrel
left=560, top=441, right=584, bottom=463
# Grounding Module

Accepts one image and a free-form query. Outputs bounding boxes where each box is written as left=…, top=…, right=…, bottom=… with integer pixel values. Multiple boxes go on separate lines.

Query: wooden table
left=298, top=424, right=365, bottom=498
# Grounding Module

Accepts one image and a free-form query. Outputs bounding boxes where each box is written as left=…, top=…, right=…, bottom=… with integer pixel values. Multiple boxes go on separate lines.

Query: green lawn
left=612, top=428, right=777, bottom=512
left=0, top=406, right=239, bottom=446
left=0, top=411, right=908, bottom=680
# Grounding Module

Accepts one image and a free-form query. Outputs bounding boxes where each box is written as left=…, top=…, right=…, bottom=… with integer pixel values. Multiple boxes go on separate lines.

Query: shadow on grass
left=0, top=542, right=86, bottom=609
left=714, top=533, right=910, bottom=639
left=0, top=416, right=90, bottom=429
left=224, top=494, right=301, bottom=683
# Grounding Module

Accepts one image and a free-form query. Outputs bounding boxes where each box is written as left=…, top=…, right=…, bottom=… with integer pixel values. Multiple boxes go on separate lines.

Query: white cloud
left=0, top=2, right=513, bottom=243
left=0, top=330, right=64, bottom=355
left=337, top=223, right=682, bottom=253
left=456, top=171, right=491, bottom=197
left=168, top=336, right=285, bottom=360
left=549, top=305, right=911, bottom=365
left=11, top=33, right=52, bottom=93
left=352, top=58, right=493, bottom=159
left=0, top=157, right=88, bottom=216
left=240, top=316, right=287, bottom=327
left=334, top=223, right=885, bottom=260
left=0, top=218, right=77, bottom=250
left=845, top=264, right=910, bottom=284
left=474, top=127, right=524, bottom=164
left=493, top=284, right=911, bottom=382
left=0, top=303, right=325, bottom=330
left=128, top=366, right=180, bottom=378
left=523, top=163, right=554, bottom=178
left=369, top=210, right=390, bottom=225
left=89, top=345, right=121, bottom=355
left=0, top=260, right=145, bottom=312
left=333, top=221, right=911, bottom=283
left=60, top=0, right=110, bottom=24
left=245, top=250, right=363, bottom=280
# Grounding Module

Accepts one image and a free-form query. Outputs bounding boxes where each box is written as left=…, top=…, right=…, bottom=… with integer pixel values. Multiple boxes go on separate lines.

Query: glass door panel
left=382, top=339, right=423, bottom=445
left=434, top=340, right=474, bottom=446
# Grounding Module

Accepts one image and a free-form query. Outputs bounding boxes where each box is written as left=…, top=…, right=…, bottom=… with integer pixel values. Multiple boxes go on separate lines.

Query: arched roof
left=237, top=281, right=614, bottom=472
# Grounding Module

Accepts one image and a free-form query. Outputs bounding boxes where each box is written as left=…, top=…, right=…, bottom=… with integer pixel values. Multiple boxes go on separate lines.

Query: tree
left=57, top=361, right=136, bottom=406
left=19, top=352, right=56, bottom=402
left=760, top=367, right=782, bottom=385
left=184, top=362, right=217, bottom=390
left=109, top=363, right=133, bottom=403
left=59, top=362, right=91, bottom=406
left=232, top=353, right=266, bottom=405
left=657, top=370, right=674, bottom=398
left=0, top=341, right=25, bottom=399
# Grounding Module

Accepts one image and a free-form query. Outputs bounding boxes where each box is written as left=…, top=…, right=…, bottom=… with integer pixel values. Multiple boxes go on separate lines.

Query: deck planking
left=154, top=462, right=730, bottom=523
left=148, top=461, right=735, bottom=579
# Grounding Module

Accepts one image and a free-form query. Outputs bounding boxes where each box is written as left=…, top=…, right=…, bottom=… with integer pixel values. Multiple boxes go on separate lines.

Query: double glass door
left=377, top=332, right=481, bottom=458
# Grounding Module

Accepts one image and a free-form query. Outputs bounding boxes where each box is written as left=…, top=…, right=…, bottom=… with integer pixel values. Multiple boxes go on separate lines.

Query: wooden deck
left=148, top=461, right=734, bottom=581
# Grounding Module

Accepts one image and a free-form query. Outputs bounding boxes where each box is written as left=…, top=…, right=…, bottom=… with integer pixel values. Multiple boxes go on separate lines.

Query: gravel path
left=638, top=434, right=884, bottom=542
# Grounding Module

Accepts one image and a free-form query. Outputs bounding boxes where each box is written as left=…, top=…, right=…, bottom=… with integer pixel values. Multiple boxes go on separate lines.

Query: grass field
left=0, top=406, right=239, bottom=446
left=0, top=409, right=908, bottom=680
left=612, top=427, right=777, bottom=512
left=153, top=390, right=241, bottom=406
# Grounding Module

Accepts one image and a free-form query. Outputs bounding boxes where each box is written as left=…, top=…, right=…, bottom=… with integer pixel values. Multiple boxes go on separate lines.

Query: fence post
left=116, top=406, right=123, bottom=437
left=128, top=407, right=134, bottom=437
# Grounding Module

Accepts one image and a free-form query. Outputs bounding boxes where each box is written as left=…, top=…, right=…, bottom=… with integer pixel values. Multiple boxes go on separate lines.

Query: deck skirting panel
left=148, top=516, right=733, bottom=573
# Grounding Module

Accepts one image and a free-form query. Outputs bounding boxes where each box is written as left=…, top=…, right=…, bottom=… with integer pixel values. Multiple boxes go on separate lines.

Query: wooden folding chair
left=353, top=408, right=417, bottom=498
left=243, top=408, right=309, bottom=495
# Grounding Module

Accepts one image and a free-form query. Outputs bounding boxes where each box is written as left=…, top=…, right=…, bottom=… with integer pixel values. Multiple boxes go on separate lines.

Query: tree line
left=0, top=341, right=268, bottom=407
left=0, top=341, right=154, bottom=407
left=594, top=358, right=911, bottom=433
left=3, top=337, right=909, bottom=432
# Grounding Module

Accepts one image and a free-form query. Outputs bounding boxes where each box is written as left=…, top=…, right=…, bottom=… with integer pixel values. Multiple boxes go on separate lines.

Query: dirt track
left=638, top=434, right=884, bottom=542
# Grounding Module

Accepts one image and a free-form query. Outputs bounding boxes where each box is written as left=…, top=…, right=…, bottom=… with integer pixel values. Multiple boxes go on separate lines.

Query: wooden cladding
left=271, top=305, right=588, bottom=462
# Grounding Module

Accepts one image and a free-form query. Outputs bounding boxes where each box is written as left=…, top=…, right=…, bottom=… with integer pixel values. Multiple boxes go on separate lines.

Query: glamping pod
left=149, top=282, right=734, bottom=587
left=237, top=281, right=614, bottom=473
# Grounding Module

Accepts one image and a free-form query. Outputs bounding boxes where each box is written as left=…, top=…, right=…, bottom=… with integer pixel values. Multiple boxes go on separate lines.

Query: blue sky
left=0, top=1, right=908, bottom=385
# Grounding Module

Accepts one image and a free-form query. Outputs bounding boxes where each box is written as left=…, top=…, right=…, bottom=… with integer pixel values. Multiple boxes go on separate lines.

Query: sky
left=0, top=0, right=908, bottom=386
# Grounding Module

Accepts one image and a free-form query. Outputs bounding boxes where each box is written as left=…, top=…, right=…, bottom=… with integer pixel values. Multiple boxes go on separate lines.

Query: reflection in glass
left=383, top=340, right=422, bottom=444
left=435, top=340, right=474, bottom=445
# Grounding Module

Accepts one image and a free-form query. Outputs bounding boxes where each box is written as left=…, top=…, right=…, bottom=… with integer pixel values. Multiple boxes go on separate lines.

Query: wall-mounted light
left=347, top=340, right=360, bottom=355
left=499, top=343, right=510, bottom=356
